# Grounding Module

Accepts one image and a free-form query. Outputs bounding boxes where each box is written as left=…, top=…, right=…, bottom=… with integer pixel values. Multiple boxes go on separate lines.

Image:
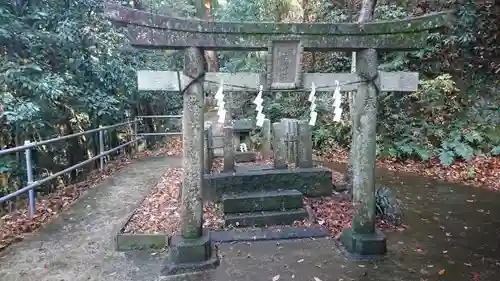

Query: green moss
left=106, top=3, right=454, bottom=36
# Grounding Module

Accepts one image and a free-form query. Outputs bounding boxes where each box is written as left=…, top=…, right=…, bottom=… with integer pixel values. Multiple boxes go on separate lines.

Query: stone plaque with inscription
left=268, top=41, right=303, bottom=90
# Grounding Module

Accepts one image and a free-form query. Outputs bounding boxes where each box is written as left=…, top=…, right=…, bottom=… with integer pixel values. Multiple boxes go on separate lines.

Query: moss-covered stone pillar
left=261, top=118, right=271, bottom=160
left=180, top=47, right=204, bottom=239
left=296, top=120, right=313, bottom=168
left=163, top=47, right=219, bottom=275
left=340, top=48, right=386, bottom=256
left=272, top=122, right=287, bottom=169
left=223, top=125, right=235, bottom=172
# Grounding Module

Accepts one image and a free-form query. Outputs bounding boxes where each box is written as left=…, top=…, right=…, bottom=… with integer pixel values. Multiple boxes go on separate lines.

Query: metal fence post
left=134, top=118, right=138, bottom=153
left=24, top=140, right=35, bottom=217
left=99, top=125, right=104, bottom=171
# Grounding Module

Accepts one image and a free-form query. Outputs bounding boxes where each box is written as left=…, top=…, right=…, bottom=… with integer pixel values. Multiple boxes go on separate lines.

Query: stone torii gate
left=104, top=3, right=452, bottom=275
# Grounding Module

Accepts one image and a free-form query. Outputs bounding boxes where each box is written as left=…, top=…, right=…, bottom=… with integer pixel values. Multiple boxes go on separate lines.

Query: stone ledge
left=161, top=248, right=219, bottom=276
left=234, top=151, right=257, bottom=163
left=222, top=189, right=303, bottom=213
left=204, top=166, right=334, bottom=198
left=210, top=226, right=330, bottom=243
left=224, top=208, right=307, bottom=227
left=162, top=232, right=220, bottom=275
left=115, top=233, right=169, bottom=251
left=339, top=227, right=387, bottom=257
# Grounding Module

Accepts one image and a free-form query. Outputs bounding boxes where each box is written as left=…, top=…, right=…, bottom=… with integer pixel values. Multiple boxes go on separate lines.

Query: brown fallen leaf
left=438, top=269, right=446, bottom=275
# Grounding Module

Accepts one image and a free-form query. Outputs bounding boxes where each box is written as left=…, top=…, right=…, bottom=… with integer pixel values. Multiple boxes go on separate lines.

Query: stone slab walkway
left=0, top=156, right=182, bottom=281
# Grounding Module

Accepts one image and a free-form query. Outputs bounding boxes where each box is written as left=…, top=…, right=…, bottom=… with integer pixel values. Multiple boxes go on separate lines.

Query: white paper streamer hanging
left=333, top=107, right=342, bottom=122
left=253, top=85, right=263, bottom=106
left=332, top=80, right=341, bottom=105
left=254, top=85, right=265, bottom=127
left=332, top=80, right=343, bottom=123
left=217, top=109, right=226, bottom=123
left=215, top=79, right=226, bottom=124
left=310, top=102, right=316, bottom=112
left=309, top=111, right=317, bottom=126
left=308, top=82, right=316, bottom=102
left=308, top=83, right=317, bottom=126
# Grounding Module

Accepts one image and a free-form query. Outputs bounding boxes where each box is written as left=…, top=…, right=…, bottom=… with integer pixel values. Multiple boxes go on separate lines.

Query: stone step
left=222, top=189, right=303, bottom=214
left=234, top=151, right=257, bottom=163
left=205, top=166, right=333, bottom=197
left=224, top=209, right=308, bottom=227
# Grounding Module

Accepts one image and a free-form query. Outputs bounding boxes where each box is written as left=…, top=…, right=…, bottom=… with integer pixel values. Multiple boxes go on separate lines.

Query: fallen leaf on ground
left=123, top=168, right=182, bottom=234
left=320, top=148, right=500, bottom=192
left=272, top=274, right=280, bottom=281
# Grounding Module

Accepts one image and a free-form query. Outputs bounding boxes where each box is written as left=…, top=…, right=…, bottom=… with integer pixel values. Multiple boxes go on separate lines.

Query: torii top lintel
left=104, top=3, right=453, bottom=51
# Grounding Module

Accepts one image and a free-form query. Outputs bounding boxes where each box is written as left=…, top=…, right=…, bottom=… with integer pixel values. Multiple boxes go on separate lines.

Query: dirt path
left=0, top=156, right=182, bottom=281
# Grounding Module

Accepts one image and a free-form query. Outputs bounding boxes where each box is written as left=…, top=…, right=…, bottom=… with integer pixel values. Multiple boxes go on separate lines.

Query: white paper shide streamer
left=309, top=82, right=317, bottom=126
left=332, top=80, right=343, bottom=122
left=215, top=79, right=226, bottom=124
left=253, top=85, right=265, bottom=127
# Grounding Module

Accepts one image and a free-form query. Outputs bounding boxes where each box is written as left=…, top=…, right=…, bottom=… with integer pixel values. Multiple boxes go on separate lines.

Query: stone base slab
left=222, top=189, right=303, bottom=213
left=162, top=233, right=220, bottom=275
left=339, top=227, right=387, bottom=256
left=204, top=166, right=334, bottom=198
left=210, top=226, right=330, bottom=243
left=224, top=208, right=307, bottom=227
left=161, top=249, right=219, bottom=276
left=115, top=233, right=169, bottom=251
left=234, top=151, right=257, bottom=163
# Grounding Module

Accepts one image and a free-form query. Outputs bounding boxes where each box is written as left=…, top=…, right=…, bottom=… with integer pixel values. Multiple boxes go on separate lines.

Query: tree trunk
left=202, top=0, right=219, bottom=72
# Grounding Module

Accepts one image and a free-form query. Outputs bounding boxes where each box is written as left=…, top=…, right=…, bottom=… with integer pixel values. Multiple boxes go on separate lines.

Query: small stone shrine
left=205, top=118, right=333, bottom=227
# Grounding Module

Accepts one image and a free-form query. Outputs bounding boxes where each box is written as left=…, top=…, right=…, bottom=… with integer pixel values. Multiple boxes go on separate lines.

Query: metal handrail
left=0, top=120, right=139, bottom=156
left=0, top=137, right=143, bottom=203
left=0, top=115, right=182, bottom=217
left=136, top=115, right=182, bottom=118
left=0, top=119, right=141, bottom=216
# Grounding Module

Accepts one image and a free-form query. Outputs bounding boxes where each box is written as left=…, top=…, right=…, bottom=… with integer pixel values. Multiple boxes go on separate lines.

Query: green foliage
left=233, top=0, right=499, bottom=168
left=375, top=185, right=404, bottom=226
left=0, top=0, right=184, bottom=203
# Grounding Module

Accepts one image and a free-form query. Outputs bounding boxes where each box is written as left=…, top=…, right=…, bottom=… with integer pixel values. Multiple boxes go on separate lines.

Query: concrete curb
left=115, top=233, right=170, bottom=251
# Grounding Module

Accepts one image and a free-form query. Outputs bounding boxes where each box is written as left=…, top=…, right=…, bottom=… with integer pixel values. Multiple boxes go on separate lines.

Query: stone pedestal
left=281, top=118, right=298, bottom=164
left=162, top=231, right=220, bottom=275
left=261, top=118, right=271, bottom=160
left=296, top=120, right=313, bottom=168
left=272, top=122, right=287, bottom=169
left=223, top=126, right=235, bottom=172
left=340, top=227, right=387, bottom=256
